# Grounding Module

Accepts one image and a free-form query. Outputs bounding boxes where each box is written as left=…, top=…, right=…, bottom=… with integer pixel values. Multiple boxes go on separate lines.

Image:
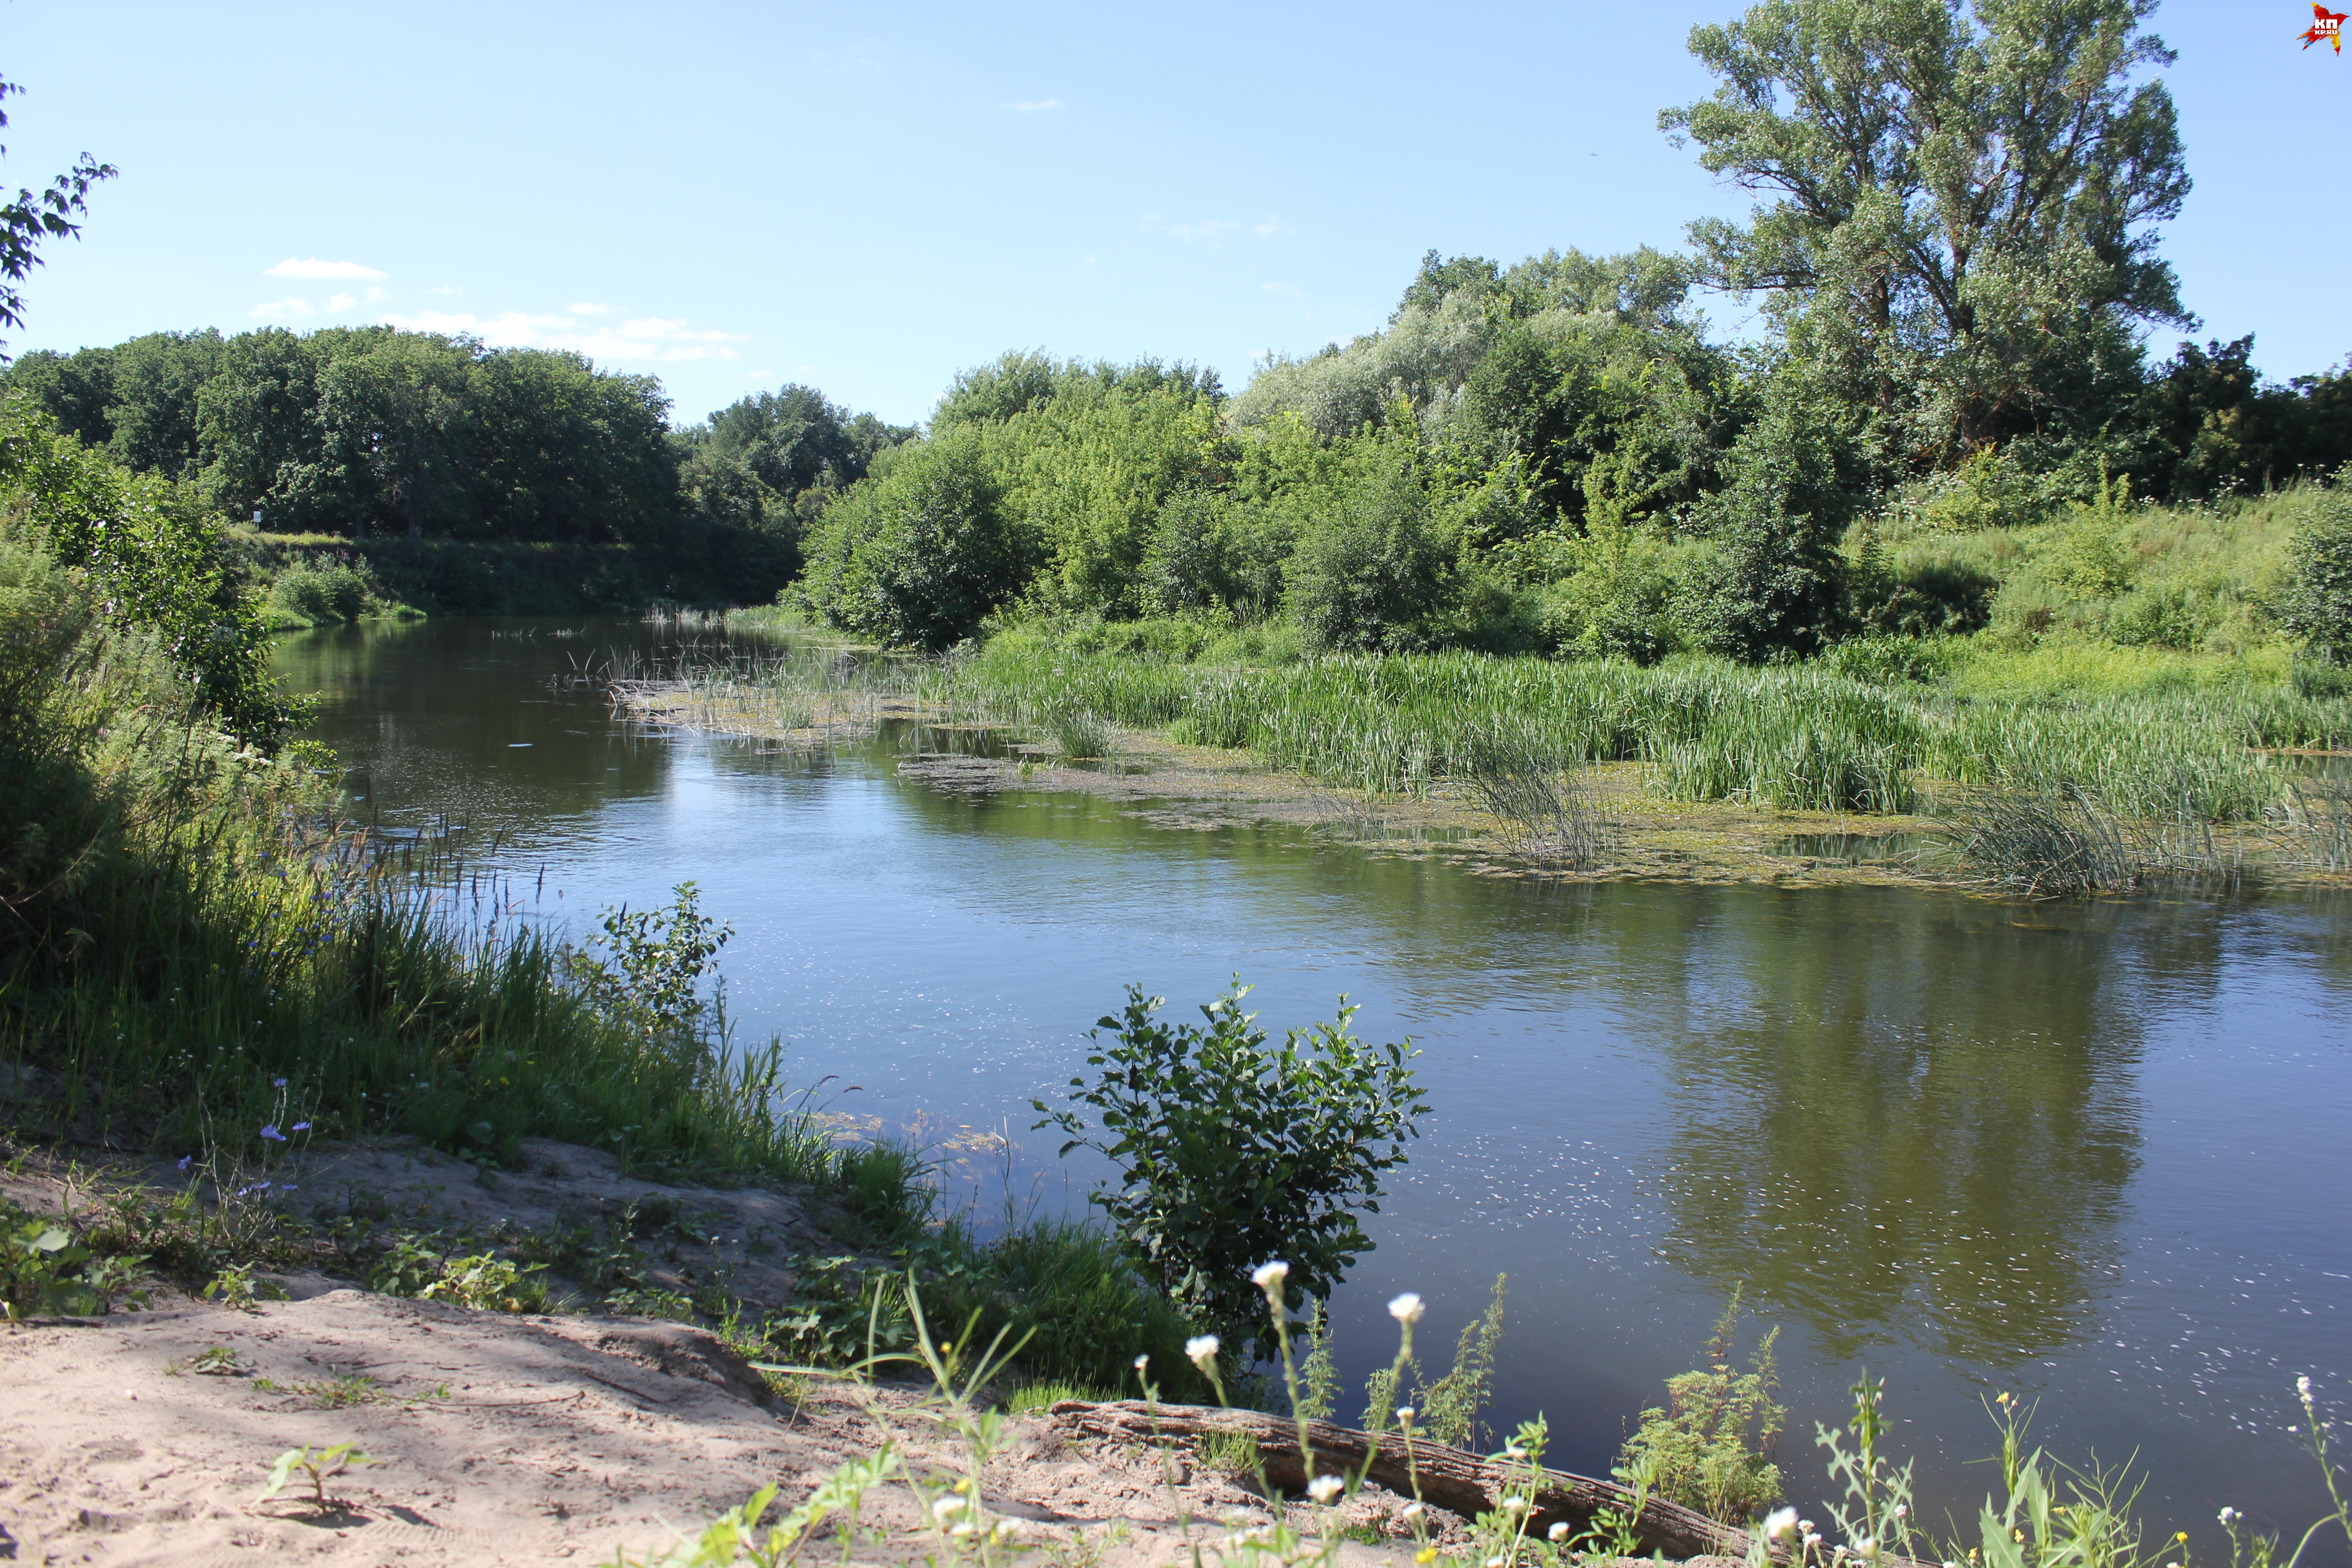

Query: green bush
left=795, top=436, right=1022, bottom=649
left=2279, top=477, right=2352, bottom=663
left=1286, top=449, right=1455, bottom=653
left=1857, top=559, right=1998, bottom=637
left=1542, top=531, right=1683, bottom=663
left=1142, top=489, right=1243, bottom=614
left=1615, top=1291, right=1786, bottom=1523
left=1, top=395, right=298, bottom=743
left=1679, top=397, right=1859, bottom=663
left=1034, top=980, right=1426, bottom=1358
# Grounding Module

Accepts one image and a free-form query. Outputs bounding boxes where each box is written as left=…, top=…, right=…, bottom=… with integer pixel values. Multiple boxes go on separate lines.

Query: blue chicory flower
left=176, top=1155, right=192, bottom=1171
left=273, top=1078, right=288, bottom=1088
left=259, top=1125, right=285, bottom=1142
left=291, top=1122, right=311, bottom=1133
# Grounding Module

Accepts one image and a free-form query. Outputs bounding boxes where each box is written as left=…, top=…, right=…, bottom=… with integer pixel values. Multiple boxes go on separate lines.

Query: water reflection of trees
left=1638, top=892, right=2240, bottom=1366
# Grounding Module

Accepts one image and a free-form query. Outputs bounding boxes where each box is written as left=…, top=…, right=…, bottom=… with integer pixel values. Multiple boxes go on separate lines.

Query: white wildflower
left=1549, top=1522, right=1573, bottom=1543
left=1186, top=1335, right=1221, bottom=1368
left=1765, top=1508, right=1801, bottom=1541
left=1389, top=1293, right=1426, bottom=1324
left=1402, top=1502, right=1426, bottom=1520
left=1396, top=1406, right=1416, bottom=1424
left=1253, top=1260, right=1290, bottom=1293
left=1308, top=1474, right=1344, bottom=1504
left=1504, top=1446, right=1528, bottom=1462
left=2219, top=1509, right=2241, bottom=1527
left=1485, top=1557, right=1507, bottom=1568
left=1894, top=1506, right=1908, bottom=1520
left=1135, top=1354, right=1150, bottom=1373
left=931, top=1497, right=962, bottom=1522
left=1501, top=1495, right=1529, bottom=1513
left=2299, top=1375, right=2316, bottom=1401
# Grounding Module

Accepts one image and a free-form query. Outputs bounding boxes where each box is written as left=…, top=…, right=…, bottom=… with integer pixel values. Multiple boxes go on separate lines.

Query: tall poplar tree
left=1661, top=0, right=2193, bottom=466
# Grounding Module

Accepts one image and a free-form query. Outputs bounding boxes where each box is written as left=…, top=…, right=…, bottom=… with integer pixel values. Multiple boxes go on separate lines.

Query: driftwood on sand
left=1046, top=1399, right=1754, bottom=1560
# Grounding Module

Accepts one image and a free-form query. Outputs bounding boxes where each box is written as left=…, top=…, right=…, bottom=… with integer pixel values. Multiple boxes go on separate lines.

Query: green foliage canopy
left=1663, top=0, right=2192, bottom=463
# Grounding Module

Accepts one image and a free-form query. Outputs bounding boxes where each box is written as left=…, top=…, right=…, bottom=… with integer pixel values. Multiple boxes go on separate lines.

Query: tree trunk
left=1044, top=1400, right=1770, bottom=1561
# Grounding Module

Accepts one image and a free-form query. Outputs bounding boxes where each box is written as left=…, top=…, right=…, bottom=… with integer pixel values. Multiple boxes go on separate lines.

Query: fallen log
left=1045, top=1399, right=1750, bottom=1560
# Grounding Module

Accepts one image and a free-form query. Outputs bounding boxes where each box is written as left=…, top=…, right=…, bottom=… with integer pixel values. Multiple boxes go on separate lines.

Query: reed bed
left=950, top=643, right=2345, bottom=822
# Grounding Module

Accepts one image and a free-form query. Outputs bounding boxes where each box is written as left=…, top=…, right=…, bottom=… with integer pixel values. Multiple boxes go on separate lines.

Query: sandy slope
left=0, top=1285, right=1442, bottom=1567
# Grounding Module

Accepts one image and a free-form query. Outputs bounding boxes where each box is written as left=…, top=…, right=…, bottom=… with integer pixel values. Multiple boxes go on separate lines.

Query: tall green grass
left=948, top=639, right=2346, bottom=820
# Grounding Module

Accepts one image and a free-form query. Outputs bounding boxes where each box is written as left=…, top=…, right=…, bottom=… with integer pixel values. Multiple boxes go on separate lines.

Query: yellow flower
left=1416, top=1549, right=1438, bottom=1565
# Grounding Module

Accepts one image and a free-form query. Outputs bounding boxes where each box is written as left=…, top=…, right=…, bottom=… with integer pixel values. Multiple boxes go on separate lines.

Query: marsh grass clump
left=1459, top=731, right=1617, bottom=869
left=1044, top=709, right=1115, bottom=761
left=1938, top=787, right=2149, bottom=895
left=2283, top=765, right=2352, bottom=870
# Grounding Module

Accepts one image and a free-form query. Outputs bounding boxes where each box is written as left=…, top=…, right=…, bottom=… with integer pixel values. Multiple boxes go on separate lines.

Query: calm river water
left=277, top=617, right=2352, bottom=1550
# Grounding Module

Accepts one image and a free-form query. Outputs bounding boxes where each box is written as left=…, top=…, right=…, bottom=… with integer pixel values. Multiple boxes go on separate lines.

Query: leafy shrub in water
left=1615, top=1289, right=1786, bottom=1524
left=268, top=553, right=383, bottom=624
left=1035, top=980, right=1426, bottom=1357
left=568, top=880, right=734, bottom=1041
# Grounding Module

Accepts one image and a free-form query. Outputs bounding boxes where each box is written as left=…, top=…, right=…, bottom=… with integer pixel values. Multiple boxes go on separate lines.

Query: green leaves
left=1034, top=980, right=1426, bottom=1358
left=1662, top=0, right=2190, bottom=458
left=2280, top=471, right=2352, bottom=665
left=0, top=1216, right=100, bottom=1318
left=257, top=1444, right=376, bottom=1513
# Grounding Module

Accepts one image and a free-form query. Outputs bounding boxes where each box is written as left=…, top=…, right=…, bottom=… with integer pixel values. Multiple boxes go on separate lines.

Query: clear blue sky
left=2, top=1, right=2343, bottom=428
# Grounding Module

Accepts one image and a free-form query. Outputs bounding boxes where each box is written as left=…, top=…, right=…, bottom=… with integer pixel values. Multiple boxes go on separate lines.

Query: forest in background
left=7, top=0, right=2352, bottom=665
left=0, top=326, right=916, bottom=614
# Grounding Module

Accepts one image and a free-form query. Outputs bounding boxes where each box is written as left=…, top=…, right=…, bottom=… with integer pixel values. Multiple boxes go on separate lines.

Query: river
left=276, top=615, right=2352, bottom=1551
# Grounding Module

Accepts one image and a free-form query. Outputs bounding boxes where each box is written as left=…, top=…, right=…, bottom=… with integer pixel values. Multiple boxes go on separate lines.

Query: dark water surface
left=279, top=617, right=2352, bottom=1550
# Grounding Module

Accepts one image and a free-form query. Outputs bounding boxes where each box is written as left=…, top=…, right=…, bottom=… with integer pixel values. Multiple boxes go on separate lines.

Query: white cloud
left=567, top=301, right=616, bottom=315
left=428, top=285, right=462, bottom=296
left=365, top=285, right=388, bottom=302
left=249, top=296, right=317, bottom=319
left=381, top=307, right=747, bottom=363
left=326, top=292, right=357, bottom=311
left=1251, top=217, right=1289, bottom=238
left=1005, top=98, right=1064, bottom=112
left=265, top=256, right=387, bottom=281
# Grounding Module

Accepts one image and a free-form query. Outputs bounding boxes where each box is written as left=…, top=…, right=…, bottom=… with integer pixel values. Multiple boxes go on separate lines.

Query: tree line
left=0, top=325, right=914, bottom=578
left=793, top=0, right=2352, bottom=658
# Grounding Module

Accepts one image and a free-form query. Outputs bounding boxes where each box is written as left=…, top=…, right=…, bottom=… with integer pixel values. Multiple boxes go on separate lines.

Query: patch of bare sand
left=0, top=1287, right=1460, bottom=1567
left=0, top=1139, right=1466, bottom=1568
